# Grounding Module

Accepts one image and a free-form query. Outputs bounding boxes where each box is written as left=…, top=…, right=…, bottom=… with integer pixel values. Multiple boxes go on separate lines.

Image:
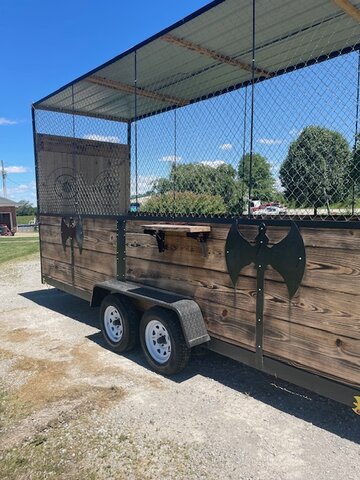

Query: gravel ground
left=0, top=257, right=359, bottom=480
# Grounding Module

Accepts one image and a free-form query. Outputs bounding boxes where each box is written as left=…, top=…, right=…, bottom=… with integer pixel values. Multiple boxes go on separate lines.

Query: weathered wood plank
left=334, top=0, right=360, bottom=23
left=73, top=267, right=112, bottom=293
left=126, top=257, right=360, bottom=340
left=37, top=133, right=129, bottom=157
left=264, top=317, right=360, bottom=387
left=87, top=75, right=189, bottom=106
left=40, top=215, right=117, bottom=231
left=126, top=232, right=360, bottom=296
left=127, top=220, right=226, bottom=236
left=41, top=241, right=116, bottom=276
left=162, top=33, right=272, bottom=77
left=126, top=232, right=226, bottom=273
left=42, top=257, right=113, bottom=293
left=42, top=257, right=73, bottom=287
left=40, top=218, right=117, bottom=255
left=264, top=278, right=360, bottom=340
left=141, top=223, right=211, bottom=233
left=125, top=256, right=255, bottom=308
left=199, top=300, right=255, bottom=349
left=126, top=219, right=360, bottom=250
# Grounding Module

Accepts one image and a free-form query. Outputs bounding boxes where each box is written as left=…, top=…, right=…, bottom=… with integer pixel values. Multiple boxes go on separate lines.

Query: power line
left=7, top=177, right=23, bottom=186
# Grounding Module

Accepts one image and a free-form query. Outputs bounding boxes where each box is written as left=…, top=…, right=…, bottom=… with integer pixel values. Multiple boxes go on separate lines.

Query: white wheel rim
left=104, top=305, right=123, bottom=343
left=145, top=320, right=171, bottom=364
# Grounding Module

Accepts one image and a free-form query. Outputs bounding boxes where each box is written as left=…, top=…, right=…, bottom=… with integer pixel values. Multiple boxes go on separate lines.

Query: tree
left=153, top=163, right=244, bottom=213
left=238, top=153, right=276, bottom=200
left=280, top=126, right=352, bottom=214
left=140, top=191, right=227, bottom=215
left=16, top=200, right=36, bottom=216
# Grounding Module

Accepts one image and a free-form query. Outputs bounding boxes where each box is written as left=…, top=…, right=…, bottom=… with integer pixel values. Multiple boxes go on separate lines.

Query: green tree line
left=16, top=200, right=37, bottom=216
left=141, top=126, right=359, bottom=215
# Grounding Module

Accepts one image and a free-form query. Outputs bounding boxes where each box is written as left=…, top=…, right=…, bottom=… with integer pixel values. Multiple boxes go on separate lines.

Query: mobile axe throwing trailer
left=32, top=0, right=360, bottom=412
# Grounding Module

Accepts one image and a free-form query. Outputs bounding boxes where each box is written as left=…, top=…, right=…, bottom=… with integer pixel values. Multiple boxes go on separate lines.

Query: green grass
left=0, top=237, right=39, bottom=265
left=16, top=215, right=36, bottom=225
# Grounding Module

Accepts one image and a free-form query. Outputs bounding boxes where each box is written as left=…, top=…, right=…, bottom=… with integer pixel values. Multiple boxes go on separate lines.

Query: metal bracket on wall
left=143, top=228, right=210, bottom=256
left=143, top=229, right=166, bottom=252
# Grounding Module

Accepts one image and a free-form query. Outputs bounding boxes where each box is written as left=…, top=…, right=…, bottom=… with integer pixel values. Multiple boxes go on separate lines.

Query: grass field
left=16, top=215, right=36, bottom=225
left=0, top=235, right=39, bottom=265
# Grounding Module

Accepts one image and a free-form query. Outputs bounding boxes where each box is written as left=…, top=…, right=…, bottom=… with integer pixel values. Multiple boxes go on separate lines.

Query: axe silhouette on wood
left=61, top=216, right=84, bottom=253
left=225, top=222, right=305, bottom=299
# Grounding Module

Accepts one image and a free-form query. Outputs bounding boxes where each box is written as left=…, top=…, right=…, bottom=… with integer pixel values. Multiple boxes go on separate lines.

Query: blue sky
left=0, top=0, right=209, bottom=203
left=0, top=1, right=358, bottom=202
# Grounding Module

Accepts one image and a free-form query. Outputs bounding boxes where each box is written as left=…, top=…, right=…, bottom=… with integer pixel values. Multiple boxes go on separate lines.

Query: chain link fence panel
left=34, top=0, right=360, bottom=221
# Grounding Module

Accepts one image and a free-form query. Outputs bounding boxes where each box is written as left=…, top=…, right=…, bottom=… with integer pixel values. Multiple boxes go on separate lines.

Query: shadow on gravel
left=21, top=288, right=99, bottom=328
left=22, top=288, right=360, bottom=445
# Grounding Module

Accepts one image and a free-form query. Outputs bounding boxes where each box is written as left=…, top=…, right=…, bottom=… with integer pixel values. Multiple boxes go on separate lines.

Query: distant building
left=0, top=196, right=18, bottom=233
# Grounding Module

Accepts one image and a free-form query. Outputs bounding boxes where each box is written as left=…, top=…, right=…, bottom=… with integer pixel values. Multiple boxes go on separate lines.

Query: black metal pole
left=173, top=109, right=177, bottom=216
left=31, top=105, right=44, bottom=280
left=134, top=51, right=139, bottom=205
left=31, top=106, right=40, bottom=218
left=352, top=50, right=360, bottom=216
left=248, top=0, right=256, bottom=216
left=127, top=121, right=132, bottom=212
left=71, top=85, right=78, bottom=216
left=241, top=86, right=248, bottom=214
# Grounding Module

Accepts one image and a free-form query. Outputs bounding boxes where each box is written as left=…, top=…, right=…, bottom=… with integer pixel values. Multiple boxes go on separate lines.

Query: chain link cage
left=33, top=0, right=360, bottom=221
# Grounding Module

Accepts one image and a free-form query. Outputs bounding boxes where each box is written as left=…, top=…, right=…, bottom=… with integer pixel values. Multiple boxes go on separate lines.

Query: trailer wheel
left=140, top=307, right=190, bottom=375
left=100, top=294, right=139, bottom=353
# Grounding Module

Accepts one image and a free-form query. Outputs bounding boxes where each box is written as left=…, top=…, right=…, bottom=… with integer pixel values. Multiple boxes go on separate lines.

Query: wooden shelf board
left=142, top=224, right=211, bottom=233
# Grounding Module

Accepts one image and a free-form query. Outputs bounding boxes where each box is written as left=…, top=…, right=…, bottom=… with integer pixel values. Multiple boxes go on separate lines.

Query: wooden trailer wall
left=125, top=220, right=360, bottom=389
left=38, top=212, right=360, bottom=389
left=37, top=133, right=128, bottom=295
left=40, top=215, right=117, bottom=293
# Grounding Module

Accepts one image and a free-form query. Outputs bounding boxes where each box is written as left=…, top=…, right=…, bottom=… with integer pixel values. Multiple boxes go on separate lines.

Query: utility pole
left=1, top=160, right=7, bottom=198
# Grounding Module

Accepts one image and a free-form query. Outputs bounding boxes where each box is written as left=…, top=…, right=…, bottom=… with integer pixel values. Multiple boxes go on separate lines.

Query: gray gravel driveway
left=0, top=257, right=359, bottom=479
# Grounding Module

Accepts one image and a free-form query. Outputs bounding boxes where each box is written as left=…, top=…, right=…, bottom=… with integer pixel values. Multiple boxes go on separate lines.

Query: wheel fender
left=91, top=281, right=210, bottom=349
left=167, top=300, right=210, bottom=348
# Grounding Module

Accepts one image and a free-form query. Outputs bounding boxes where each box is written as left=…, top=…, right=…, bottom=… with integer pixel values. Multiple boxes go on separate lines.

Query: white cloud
left=219, top=143, right=233, bottom=150
left=7, top=181, right=37, bottom=203
left=289, top=128, right=301, bottom=137
left=83, top=134, right=120, bottom=143
left=0, top=117, right=17, bottom=126
left=131, top=175, right=159, bottom=195
left=159, top=155, right=182, bottom=163
left=258, top=138, right=283, bottom=145
left=4, top=166, right=27, bottom=174
left=275, top=177, right=284, bottom=192
left=200, top=160, right=225, bottom=168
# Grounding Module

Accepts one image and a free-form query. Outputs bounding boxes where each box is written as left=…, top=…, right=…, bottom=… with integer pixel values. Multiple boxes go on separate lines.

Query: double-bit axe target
left=61, top=216, right=84, bottom=253
left=225, top=222, right=306, bottom=366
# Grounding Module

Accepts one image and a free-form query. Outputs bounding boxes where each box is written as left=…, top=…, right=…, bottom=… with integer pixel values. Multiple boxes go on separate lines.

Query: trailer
left=32, top=0, right=360, bottom=412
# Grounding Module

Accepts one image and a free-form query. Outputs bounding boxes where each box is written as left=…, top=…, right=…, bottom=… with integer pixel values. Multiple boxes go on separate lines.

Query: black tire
left=100, top=294, right=139, bottom=353
left=140, top=307, right=190, bottom=375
